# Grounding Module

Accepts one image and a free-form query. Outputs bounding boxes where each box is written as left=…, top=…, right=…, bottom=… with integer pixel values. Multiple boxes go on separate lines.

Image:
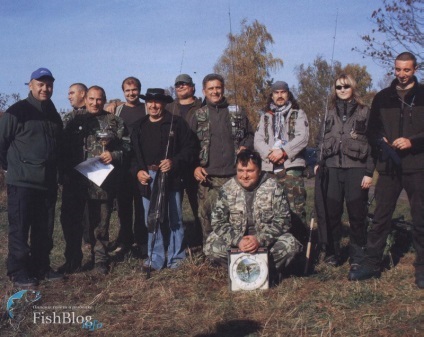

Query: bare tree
left=214, top=19, right=283, bottom=128
left=354, top=0, right=424, bottom=74
left=0, top=93, right=21, bottom=113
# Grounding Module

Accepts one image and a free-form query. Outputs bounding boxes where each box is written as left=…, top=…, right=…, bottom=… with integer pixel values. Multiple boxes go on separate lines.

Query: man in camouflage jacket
left=59, top=86, right=127, bottom=275
left=204, top=150, right=302, bottom=272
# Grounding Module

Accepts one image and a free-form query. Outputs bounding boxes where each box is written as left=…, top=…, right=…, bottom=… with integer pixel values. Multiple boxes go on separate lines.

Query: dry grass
left=0, top=184, right=423, bottom=336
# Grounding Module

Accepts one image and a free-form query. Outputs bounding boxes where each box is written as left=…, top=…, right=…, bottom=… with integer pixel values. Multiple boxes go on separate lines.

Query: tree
left=0, top=93, right=20, bottom=113
left=354, top=0, right=424, bottom=74
left=214, top=19, right=283, bottom=127
left=294, top=56, right=375, bottom=145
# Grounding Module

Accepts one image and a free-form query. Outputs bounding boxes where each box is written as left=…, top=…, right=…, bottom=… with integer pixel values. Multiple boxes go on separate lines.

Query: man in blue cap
left=0, top=67, right=64, bottom=287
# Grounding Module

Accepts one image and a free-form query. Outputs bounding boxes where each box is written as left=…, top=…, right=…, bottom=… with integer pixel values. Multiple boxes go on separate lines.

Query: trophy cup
left=95, top=128, right=113, bottom=153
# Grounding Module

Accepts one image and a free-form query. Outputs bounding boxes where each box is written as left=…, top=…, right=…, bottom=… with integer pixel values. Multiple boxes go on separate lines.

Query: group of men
left=1, top=51, right=423, bottom=289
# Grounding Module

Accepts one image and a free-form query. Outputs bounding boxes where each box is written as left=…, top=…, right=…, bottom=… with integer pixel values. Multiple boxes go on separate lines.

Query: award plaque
left=228, top=248, right=269, bottom=291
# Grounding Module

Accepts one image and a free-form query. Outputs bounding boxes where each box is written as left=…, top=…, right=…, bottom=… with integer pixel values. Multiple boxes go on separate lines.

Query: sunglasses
left=335, top=85, right=351, bottom=90
left=175, top=82, right=189, bottom=88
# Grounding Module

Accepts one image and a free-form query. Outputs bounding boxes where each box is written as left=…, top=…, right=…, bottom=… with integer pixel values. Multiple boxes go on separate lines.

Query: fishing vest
left=322, top=106, right=369, bottom=164
left=196, top=105, right=246, bottom=166
left=263, top=109, right=299, bottom=145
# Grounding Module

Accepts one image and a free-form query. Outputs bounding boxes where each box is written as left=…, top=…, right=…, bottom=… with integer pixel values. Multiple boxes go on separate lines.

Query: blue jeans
left=142, top=170, right=185, bottom=270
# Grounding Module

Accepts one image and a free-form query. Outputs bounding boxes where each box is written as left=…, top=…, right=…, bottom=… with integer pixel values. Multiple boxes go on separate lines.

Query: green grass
left=0, top=184, right=422, bottom=337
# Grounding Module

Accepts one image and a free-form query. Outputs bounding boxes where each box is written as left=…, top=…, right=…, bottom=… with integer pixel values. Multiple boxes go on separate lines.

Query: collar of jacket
left=206, top=97, right=229, bottom=110
left=389, top=76, right=419, bottom=99
left=26, top=92, right=53, bottom=114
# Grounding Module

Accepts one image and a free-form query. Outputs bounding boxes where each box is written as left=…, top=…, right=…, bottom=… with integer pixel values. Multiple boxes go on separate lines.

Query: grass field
left=0, top=182, right=423, bottom=337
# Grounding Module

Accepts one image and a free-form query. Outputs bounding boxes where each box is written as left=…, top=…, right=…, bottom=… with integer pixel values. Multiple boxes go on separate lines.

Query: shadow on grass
left=194, top=319, right=262, bottom=337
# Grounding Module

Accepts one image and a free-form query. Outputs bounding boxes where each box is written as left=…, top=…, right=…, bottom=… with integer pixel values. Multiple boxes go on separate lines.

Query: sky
left=0, top=0, right=390, bottom=111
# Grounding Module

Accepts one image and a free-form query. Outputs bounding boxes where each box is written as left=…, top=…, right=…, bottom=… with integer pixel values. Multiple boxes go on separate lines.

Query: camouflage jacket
left=211, top=173, right=291, bottom=248
left=193, top=99, right=253, bottom=167
left=255, top=107, right=309, bottom=172
left=62, top=109, right=128, bottom=199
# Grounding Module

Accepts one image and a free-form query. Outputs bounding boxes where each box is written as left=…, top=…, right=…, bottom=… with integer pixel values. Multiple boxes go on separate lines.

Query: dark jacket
left=62, top=109, right=127, bottom=199
left=166, top=96, right=203, bottom=127
left=0, top=94, right=63, bottom=190
left=192, top=98, right=254, bottom=176
left=367, top=76, right=424, bottom=174
left=131, top=110, right=197, bottom=197
left=316, top=102, right=374, bottom=176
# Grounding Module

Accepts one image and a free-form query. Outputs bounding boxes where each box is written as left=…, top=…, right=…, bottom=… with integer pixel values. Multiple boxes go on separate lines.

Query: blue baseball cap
left=30, top=68, right=55, bottom=81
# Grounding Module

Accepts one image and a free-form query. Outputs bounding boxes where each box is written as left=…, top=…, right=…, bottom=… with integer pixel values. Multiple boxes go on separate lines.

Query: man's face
left=272, top=89, right=289, bottom=107
left=175, top=82, right=195, bottom=100
left=395, top=60, right=417, bottom=88
left=203, top=80, right=224, bottom=105
left=68, top=85, right=86, bottom=108
left=85, top=89, right=106, bottom=114
left=123, top=83, right=140, bottom=105
left=146, top=99, right=165, bottom=121
left=236, top=160, right=261, bottom=190
left=29, top=78, right=53, bottom=101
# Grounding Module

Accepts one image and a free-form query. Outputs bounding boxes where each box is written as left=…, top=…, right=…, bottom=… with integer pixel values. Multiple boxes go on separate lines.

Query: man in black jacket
left=0, top=68, right=63, bottom=287
left=349, top=52, right=424, bottom=289
left=132, top=88, right=196, bottom=271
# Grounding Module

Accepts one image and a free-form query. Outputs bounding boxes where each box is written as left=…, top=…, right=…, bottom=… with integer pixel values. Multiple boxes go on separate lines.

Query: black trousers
left=7, top=185, right=56, bottom=278
left=116, top=171, right=147, bottom=246
left=325, top=168, right=369, bottom=257
left=366, top=172, right=424, bottom=267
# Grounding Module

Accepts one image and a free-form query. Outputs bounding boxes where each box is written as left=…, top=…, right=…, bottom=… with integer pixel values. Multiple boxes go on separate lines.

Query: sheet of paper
left=74, top=157, right=114, bottom=187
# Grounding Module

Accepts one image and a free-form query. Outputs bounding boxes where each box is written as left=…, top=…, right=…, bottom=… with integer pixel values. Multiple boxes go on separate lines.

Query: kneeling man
left=204, top=150, right=302, bottom=274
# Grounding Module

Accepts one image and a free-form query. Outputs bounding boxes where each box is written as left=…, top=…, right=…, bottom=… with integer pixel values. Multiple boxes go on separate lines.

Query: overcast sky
left=0, top=0, right=390, bottom=111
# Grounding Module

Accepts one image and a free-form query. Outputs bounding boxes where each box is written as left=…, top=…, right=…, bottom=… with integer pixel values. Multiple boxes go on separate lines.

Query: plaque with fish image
left=228, top=248, right=269, bottom=291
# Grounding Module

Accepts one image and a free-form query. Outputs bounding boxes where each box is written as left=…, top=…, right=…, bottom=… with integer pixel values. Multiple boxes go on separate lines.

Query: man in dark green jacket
left=0, top=68, right=63, bottom=287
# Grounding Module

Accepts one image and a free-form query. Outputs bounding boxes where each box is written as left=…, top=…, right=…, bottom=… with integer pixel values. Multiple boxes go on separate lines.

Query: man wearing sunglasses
left=167, top=74, right=203, bottom=250
left=349, top=52, right=424, bottom=289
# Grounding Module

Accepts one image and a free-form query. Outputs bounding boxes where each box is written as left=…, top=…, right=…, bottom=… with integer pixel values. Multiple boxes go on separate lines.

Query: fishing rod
left=146, top=97, right=176, bottom=279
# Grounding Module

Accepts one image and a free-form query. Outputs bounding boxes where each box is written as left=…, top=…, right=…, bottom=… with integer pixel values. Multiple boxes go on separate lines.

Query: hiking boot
left=40, top=268, right=65, bottom=281
left=324, top=255, right=340, bottom=267
left=12, top=275, right=39, bottom=287
left=94, top=262, right=108, bottom=275
left=348, top=265, right=381, bottom=281
left=57, top=262, right=82, bottom=274
left=415, top=267, right=424, bottom=289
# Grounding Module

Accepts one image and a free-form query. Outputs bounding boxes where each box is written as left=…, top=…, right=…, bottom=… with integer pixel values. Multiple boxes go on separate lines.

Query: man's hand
left=137, top=170, right=151, bottom=185
left=238, top=235, right=260, bottom=253
left=237, top=146, right=247, bottom=154
left=99, top=151, right=112, bottom=164
left=268, top=148, right=287, bottom=164
left=392, top=137, right=412, bottom=150
left=194, top=166, right=208, bottom=183
left=159, top=159, right=172, bottom=173
left=104, top=102, right=117, bottom=114
left=361, top=176, right=372, bottom=189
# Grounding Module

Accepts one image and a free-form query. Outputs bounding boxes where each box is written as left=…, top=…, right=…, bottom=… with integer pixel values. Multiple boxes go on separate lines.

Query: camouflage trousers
left=274, top=169, right=307, bottom=242
left=204, top=232, right=303, bottom=271
left=198, top=176, right=232, bottom=245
